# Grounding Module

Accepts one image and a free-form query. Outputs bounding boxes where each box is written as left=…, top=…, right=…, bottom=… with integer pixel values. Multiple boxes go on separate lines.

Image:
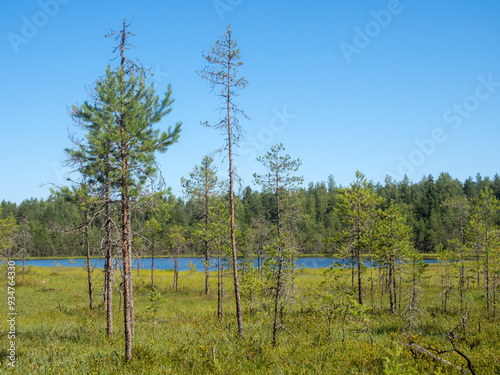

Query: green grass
left=1, top=264, right=499, bottom=374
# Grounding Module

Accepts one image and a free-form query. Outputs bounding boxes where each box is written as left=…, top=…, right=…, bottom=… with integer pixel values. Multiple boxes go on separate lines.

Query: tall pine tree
left=69, top=21, right=181, bottom=360
left=198, top=25, right=248, bottom=336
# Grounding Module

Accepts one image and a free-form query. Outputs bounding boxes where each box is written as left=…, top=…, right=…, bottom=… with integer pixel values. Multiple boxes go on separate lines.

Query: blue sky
left=2, top=0, right=500, bottom=204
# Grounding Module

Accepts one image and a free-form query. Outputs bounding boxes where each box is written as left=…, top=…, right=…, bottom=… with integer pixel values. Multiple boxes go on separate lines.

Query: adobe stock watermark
left=6, top=261, right=17, bottom=369
left=7, top=0, right=70, bottom=54
left=151, top=65, right=170, bottom=85
left=339, top=0, right=409, bottom=64
left=233, top=106, right=296, bottom=179
left=213, top=0, right=243, bottom=21
left=240, top=107, right=296, bottom=160
left=388, top=74, right=500, bottom=180
left=52, top=161, right=66, bottom=185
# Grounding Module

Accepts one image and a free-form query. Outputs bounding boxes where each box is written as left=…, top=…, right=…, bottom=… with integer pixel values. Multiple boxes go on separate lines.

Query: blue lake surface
left=13, top=257, right=439, bottom=271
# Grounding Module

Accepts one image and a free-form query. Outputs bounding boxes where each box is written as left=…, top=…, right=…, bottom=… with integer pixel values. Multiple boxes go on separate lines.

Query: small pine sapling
left=319, top=264, right=343, bottom=338
left=147, top=287, right=165, bottom=330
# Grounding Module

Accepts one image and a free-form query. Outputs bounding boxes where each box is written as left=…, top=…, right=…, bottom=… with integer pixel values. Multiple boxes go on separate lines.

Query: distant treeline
left=1, top=172, right=500, bottom=258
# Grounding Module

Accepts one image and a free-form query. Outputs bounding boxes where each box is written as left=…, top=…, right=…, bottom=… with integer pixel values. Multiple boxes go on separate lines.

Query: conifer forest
left=1, top=18, right=500, bottom=375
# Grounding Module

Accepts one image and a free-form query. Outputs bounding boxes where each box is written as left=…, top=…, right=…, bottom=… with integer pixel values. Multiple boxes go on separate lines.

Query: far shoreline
left=8, top=253, right=441, bottom=261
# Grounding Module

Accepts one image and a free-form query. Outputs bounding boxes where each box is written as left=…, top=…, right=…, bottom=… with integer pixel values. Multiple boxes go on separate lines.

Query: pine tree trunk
left=389, top=259, right=395, bottom=314
left=393, top=263, right=397, bottom=313
left=217, top=254, right=222, bottom=318
left=459, top=249, right=464, bottom=311
left=151, top=246, right=155, bottom=291
left=121, top=189, right=132, bottom=361
left=118, top=25, right=134, bottom=350
left=22, top=234, right=26, bottom=281
left=351, top=250, right=355, bottom=288
left=445, top=269, right=449, bottom=313
left=127, top=210, right=134, bottom=338
left=219, top=252, right=224, bottom=318
left=370, top=259, right=374, bottom=311
left=173, top=256, right=179, bottom=292
left=104, top=246, right=109, bottom=311
left=227, top=68, right=243, bottom=336
left=258, top=255, right=262, bottom=283
left=85, top=209, right=93, bottom=310
left=379, top=266, right=384, bottom=311
left=272, top=177, right=283, bottom=346
left=441, top=266, right=445, bottom=313
left=493, top=275, right=497, bottom=318
left=398, top=268, right=402, bottom=312
left=118, top=266, right=123, bottom=312
left=205, top=190, right=210, bottom=295
left=120, top=104, right=133, bottom=354
left=357, top=246, right=363, bottom=305
left=460, top=213, right=465, bottom=311
left=477, top=253, right=481, bottom=287
left=409, top=261, right=417, bottom=333
left=272, top=253, right=283, bottom=347
left=356, top=195, right=363, bottom=305
left=486, top=230, right=490, bottom=310
left=105, top=184, right=113, bottom=336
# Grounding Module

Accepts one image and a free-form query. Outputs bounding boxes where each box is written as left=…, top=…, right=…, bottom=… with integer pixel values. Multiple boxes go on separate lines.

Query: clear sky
left=2, top=0, right=500, bottom=204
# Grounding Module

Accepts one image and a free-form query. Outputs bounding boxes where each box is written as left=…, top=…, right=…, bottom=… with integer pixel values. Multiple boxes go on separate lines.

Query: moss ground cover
left=0, top=265, right=498, bottom=374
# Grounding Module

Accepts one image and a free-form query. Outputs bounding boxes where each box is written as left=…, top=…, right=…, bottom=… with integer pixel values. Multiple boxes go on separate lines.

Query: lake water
left=13, top=257, right=439, bottom=271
